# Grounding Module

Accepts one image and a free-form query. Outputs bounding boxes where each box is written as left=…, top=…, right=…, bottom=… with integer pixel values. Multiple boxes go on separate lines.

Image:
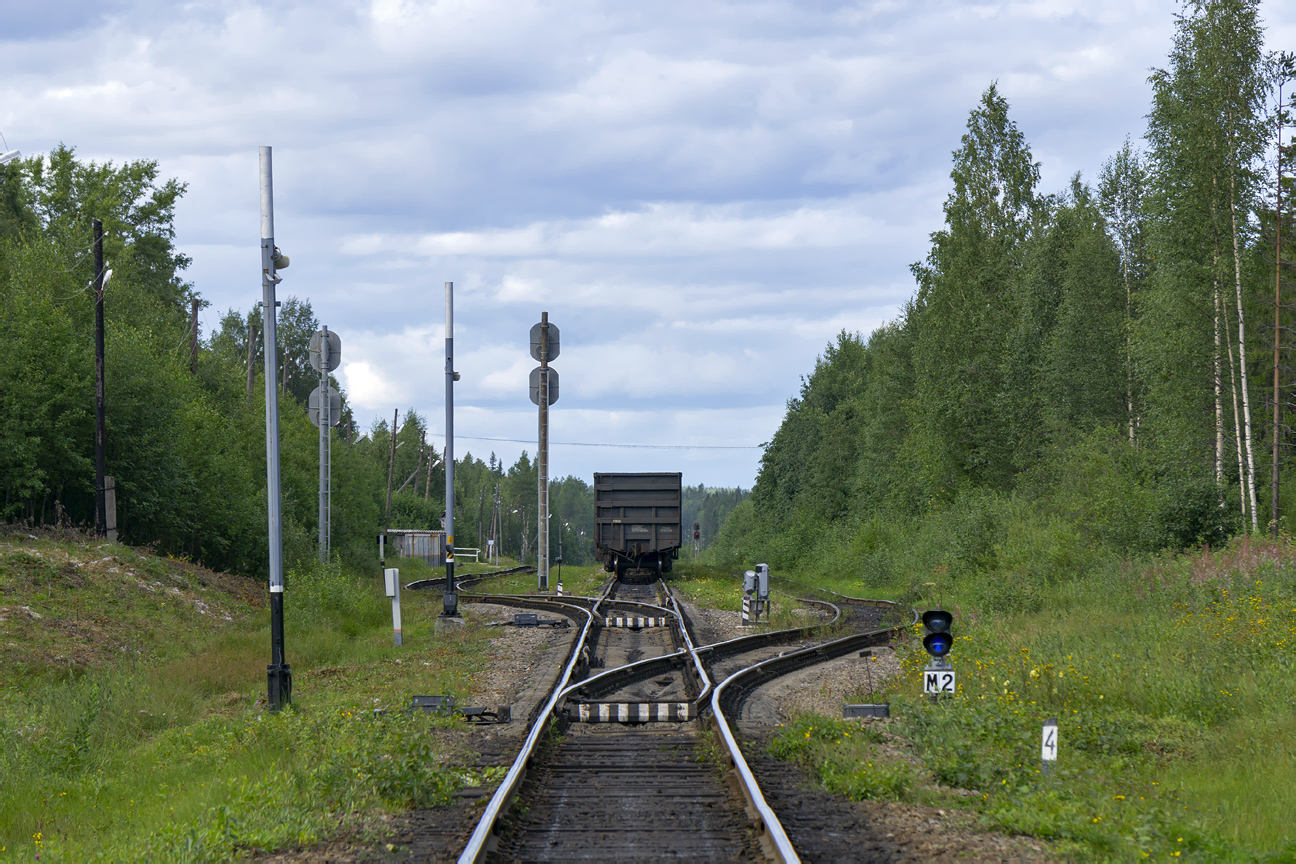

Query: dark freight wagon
left=594, top=472, right=682, bottom=578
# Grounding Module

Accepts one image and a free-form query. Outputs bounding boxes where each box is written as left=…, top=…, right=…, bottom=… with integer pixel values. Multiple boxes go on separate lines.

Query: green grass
left=667, top=562, right=833, bottom=630
left=0, top=532, right=510, bottom=861
left=767, top=536, right=1296, bottom=861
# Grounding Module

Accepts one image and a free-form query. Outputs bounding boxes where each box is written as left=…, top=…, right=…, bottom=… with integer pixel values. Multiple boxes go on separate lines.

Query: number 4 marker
left=1042, top=718, right=1058, bottom=771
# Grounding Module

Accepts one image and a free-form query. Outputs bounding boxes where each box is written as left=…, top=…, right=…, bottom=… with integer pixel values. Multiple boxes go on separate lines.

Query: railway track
left=445, top=578, right=913, bottom=863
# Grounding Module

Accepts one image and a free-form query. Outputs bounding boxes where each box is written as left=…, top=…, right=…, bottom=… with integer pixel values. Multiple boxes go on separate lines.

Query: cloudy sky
left=4, top=0, right=1292, bottom=488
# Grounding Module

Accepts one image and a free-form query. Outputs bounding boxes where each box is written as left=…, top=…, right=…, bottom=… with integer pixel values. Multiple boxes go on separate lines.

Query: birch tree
left=1140, top=0, right=1268, bottom=525
left=1099, top=139, right=1150, bottom=442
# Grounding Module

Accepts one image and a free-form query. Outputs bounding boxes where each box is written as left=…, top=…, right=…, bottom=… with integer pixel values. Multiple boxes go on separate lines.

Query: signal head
left=922, top=609, right=953, bottom=632
left=922, top=608, right=954, bottom=659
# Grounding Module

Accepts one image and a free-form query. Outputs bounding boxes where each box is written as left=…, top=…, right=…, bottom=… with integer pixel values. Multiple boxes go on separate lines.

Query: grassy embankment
left=705, top=526, right=1296, bottom=862
left=0, top=531, right=535, bottom=861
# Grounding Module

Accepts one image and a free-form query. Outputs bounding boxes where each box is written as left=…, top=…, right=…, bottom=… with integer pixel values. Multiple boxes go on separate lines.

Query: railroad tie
left=604, top=616, right=669, bottom=628
left=571, top=701, right=694, bottom=723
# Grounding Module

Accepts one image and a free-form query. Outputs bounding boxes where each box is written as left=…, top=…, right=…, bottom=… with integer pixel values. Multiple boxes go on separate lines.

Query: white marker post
left=385, top=568, right=402, bottom=646
left=1042, top=717, right=1058, bottom=777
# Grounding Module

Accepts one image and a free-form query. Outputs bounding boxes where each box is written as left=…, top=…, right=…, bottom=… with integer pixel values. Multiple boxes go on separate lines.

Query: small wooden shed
left=386, top=529, right=446, bottom=566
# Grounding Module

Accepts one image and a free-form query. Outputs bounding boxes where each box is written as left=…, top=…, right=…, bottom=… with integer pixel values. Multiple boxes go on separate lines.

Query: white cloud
left=4, top=0, right=1291, bottom=486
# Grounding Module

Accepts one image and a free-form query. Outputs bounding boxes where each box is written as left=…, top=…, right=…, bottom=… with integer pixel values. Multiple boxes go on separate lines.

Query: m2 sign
left=923, top=669, right=956, bottom=694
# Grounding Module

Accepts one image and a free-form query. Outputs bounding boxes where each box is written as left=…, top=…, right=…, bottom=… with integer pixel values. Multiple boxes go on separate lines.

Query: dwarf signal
left=921, top=609, right=955, bottom=700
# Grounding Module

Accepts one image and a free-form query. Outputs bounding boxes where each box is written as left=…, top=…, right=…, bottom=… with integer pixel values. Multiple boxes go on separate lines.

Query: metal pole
left=327, top=381, right=333, bottom=556
left=385, top=408, right=398, bottom=526
left=538, top=312, right=549, bottom=591
left=444, top=282, right=459, bottom=616
left=93, top=219, right=107, bottom=536
left=319, top=326, right=330, bottom=562
left=260, top=146, right=291, bottom=711
left=1274, top=79, right=1284, bottom=535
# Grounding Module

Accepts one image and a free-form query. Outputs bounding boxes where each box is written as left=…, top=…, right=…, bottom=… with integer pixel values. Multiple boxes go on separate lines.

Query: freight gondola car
left=594, top=472, right=682, bottom=580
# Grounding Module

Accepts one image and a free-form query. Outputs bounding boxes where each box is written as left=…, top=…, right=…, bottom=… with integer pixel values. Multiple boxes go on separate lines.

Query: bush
left=285, top=559, right=385, bottom=633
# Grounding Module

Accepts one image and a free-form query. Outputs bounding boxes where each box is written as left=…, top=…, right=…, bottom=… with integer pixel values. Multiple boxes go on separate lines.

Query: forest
left=5, top=2, right=1291, bottom=590
left=0, top=148, right=750, bottom=574
left=711, top=0, right=1296, bottom=588
left=0, top=142, right=600, bottom=572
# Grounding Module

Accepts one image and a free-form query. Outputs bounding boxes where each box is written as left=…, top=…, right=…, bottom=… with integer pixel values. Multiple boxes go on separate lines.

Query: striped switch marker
left=605, top=616, right=669, bottom=628
left=570, top=702, right=695, bottom=723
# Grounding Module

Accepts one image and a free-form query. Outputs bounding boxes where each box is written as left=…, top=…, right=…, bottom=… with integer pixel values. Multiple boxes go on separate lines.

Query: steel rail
left=404, top=564, right=535, bottom=592
left=702, top=596, right=914, bottom=864
left=692, top=597, right=841, bottom=664
left=555, top=592, right=842, bottom=705
left=558, top=581, right=708, bottom=705
left=456, top=585, right=612, bottom=864
left=708, top=672, right=801, bottom=862
left=663, top=583, right=711, bottom=700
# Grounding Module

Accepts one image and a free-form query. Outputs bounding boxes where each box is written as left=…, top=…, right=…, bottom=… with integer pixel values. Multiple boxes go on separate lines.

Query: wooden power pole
left=93, top=219, right=107, bottom=536
left=189, top=298, right=200, bottom=374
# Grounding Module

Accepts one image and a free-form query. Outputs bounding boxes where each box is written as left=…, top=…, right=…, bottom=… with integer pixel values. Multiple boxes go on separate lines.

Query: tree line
left=714, top=0, right=1296, bottom=573
left=0, top=146, right=607, bottom=574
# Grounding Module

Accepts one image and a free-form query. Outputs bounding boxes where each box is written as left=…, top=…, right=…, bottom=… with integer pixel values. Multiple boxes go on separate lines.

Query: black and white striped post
left=741, top=569, right=756, bottom=625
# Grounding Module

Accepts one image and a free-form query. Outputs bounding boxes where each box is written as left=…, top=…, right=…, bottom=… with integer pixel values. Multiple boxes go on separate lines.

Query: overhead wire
left=425, top=432, right=761, bottom=450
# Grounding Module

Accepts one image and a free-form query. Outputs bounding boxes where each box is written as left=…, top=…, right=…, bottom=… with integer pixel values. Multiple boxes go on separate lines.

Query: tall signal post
left=310, top=327, right=341, bottom=561
left=530, top=314, right=559, bottom=592
left=443, top=282, right=460, bottom=617
left=259, top=146, right=292, bottom=711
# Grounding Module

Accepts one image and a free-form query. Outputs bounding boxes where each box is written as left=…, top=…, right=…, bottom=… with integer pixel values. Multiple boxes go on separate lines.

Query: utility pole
left=189, top=298, right=200, bottom=375
left=424, top=437, right=434, bottom=500
left=245, top=322, right=258, bottom=404
left=385, top=408, right=398, bottom=527
left=260, top=145, right=291, bottom=711
left=443, top=281, right=459, bottom=617
left=1274, top=77, right=1286, bottom=535
left=93, top=218, right=107, bottom=536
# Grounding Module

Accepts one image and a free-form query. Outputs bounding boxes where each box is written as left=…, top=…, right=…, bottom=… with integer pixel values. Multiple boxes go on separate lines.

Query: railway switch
left=411, top=695, right=512, bottom=724
left=754, top=563, right=772, bottom=617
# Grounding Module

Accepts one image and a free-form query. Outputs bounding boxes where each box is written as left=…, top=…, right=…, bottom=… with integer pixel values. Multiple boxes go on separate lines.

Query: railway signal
left=309, top=327, right=341, bottom=563
left=922, top=609, right=954, bottom=659
left=532, top=314, right=558, bottom=591
left=259, top=146, right=291, bottom=711
left=921, top=609, right=955, bottom=701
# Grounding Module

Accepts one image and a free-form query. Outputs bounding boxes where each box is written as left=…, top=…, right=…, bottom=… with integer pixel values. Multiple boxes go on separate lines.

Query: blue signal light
left=922, top=609, right=954, bottom=659
left=923, top=631, right=953, bottom=657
